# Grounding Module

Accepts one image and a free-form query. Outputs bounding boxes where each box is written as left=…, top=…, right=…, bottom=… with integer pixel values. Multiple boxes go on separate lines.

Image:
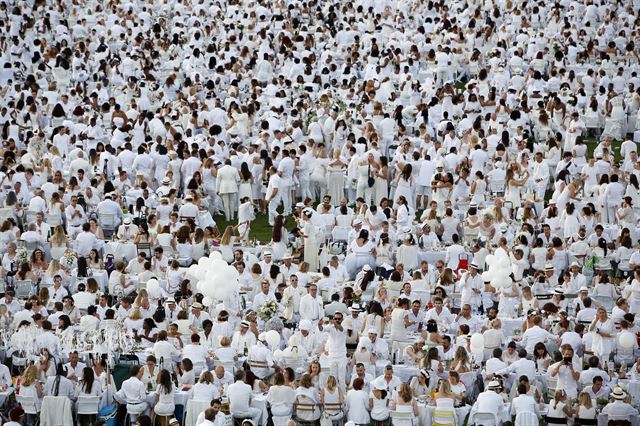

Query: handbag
left=320, top=412, right=333, bottom=426
left=367, top=165, right=375, bottom=188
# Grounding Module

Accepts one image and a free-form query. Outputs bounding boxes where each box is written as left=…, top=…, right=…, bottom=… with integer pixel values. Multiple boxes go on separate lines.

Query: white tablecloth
left=105, top=242, right=137, bottom=262
left=418, top=250, right=472, bottom=267
left=175, top=389, right=192, bottom=406
left=90, top=269, right=108, bottom=291
left=374, top=362, right=419, bottom=383
left=418, top=402, right=470, bottom=426
left=500, top=318, right=524, bottom=336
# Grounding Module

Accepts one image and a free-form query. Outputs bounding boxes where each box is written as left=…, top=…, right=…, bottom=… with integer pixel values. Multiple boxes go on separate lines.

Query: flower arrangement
left=257, top=300, right=280, bottom=322
left=15, top=247, right=28, bottom=267
left=62, top=248, right=77, bottom=269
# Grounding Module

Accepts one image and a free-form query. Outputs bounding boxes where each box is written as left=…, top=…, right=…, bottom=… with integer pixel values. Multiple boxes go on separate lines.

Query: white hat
left=367, top=328, right=378, bottom=335
left=611, top=386, right=627, bottom=400
left=353, top=218, right=363, bottom=226
left=570, top=261, right=580, bottom=268
left=544, top=264, right=554, bottom=271
left=166, top=297, right=176, bottom=303
left=363, top=264, right=372, bottom=272
left=350, top=304, right=363, bottom=312
left=553, top=288, right=564, bottom=295
left=263, top=250, right=272, bottom=256
left=123, top=217, right=132, bottom=225
left=487, top=380, right=501, bottom=389
left=579, top=286, right=589, bottom=292
left=299, top=320, right=312, bottom=331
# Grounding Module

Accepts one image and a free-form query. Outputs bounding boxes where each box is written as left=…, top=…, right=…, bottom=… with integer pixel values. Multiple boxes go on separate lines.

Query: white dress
left=390, top=308, right=408, bottom=342
left=591, top=318, right=614, bottom=360
left=602, top=96, right=626, bottom=140
left=395, top=177, right=415, bottom=210
left=154, top=386, right=175, bottom=415
left=326, top=167, right=344, bottom=205
left=303, top=221, right=319, bottom=272
left=345, top=240, right=375, bottom=279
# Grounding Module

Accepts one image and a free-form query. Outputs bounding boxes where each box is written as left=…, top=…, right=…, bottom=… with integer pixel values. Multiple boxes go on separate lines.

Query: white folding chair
left=515, top=411, right=539, bottom=426
left=77, top=395, right=101, bottom=422
left=389, top=410, right=414, bottom=426
left=472, top=411, right=497, bottom=426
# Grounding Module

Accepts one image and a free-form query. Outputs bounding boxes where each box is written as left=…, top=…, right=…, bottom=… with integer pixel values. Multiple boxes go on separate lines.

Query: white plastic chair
left=16, top=394, right=39, bottom=417
left=472, top=411, right=497, bottom=426
left=515, top=411, right=539, bottom=426
left=433, top=408, right=456, bottom=426
left=271, top=402, right=294, bottom=426
left=77, top=395, right=101, bottom=422
left=389, top=410, right=414, bottom=426
left=184, top=400, right=210, bottom=426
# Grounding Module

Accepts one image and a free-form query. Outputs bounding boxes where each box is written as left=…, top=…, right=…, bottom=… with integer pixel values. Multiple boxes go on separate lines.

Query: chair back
left=184, top=399, right=216, bottom=426
left=545, top=416, right=568, bottom=425
left=14, top=280, right=33, bottom=299
left=575, top=418, right=598, bottom=426
left=389, top=410, right=414, bottom=426
left=77, top=395, right=101, bottom=415
left=323, top=402, right=344, bottom=420
left=472, top=412, right=497, bottom=426
left=16, top=394, right=38, bottom=415
left=294, top=394, right=320, bottom=422
left=433, top=408, right=456, bottom=426
left=515, top=411, right=539, bottom=426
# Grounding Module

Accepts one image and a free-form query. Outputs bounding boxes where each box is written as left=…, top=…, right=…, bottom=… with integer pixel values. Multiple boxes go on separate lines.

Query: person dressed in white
left=588, top=307, right=615, bottom=361
left=321, top=313, right=348, bottom=386
left=227, top=371, right=262, bottom=425
left=216, top=160, right=240, bottom=221
left=115, top=365, right=149, bottom=416
left=602, top=387, right=640, bottom=419
left=470, top=381, right=505, bottom=422
left=299, top=284, right=324, bottom=325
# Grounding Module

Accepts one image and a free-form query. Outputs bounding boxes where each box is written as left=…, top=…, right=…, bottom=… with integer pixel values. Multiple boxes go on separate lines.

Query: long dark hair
left=82, top=367, right=95, bottom=394
left=272, top=215, right=284, bottom=243
left=158, top=369, right=172, bottom=394
left=240, top=162, right=252, bottom=180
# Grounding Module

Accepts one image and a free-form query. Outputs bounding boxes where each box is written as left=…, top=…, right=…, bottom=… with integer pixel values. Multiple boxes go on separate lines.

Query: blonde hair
left=220, top=336, right=231, bottom=347
left=492, top=319, right=502, bottom=329
left=129, top=307, right=142, bottom=320
left=553, top=389, right=567, bottom=409
left=199, top=371, right=214, bottom=384
left=398, top=383, right=413, bottom=402
left=578, top=392, right=592, bottom=409
left=326, top=375, right=337, bottom=391
left=439, top=379, right=452, bottom=394
left=21, top=365, right=38, bottom=386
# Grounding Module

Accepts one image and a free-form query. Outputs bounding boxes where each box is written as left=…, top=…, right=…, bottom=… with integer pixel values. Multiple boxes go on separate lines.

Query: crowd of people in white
left=1, top=0, right=640, bottom=424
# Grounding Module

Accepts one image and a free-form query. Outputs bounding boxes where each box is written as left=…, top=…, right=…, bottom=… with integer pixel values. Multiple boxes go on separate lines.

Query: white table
left=90, top=269, right=108, bottom=292
left=500, top=318, right=525, bottom=336
left=418, top=250, right=472, bottom=267
left=105, top=241, right=137, bottom=262
left=175, top=389, right=192, bottom=406
left=418, top=402, right=471, bottom=426
left=374, top=362, right=418, bottom=383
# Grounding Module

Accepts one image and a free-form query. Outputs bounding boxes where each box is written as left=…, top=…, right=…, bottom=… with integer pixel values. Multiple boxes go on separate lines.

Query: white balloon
left=202, top=296, right=213, bottom=307
left=484, top=254, right=496, bottom=267
left=273, top=349, right=284, bottom=361
left=481, top=271, right=492, bottom=282
left=187, top=265, right=201, bottom=277
left=147, top=279, right=160, bottom=293
left=210, top=259, right=228, bottom=271
left=619, top=332, right=635, bottom=349
left=470, top=333, right=484, bottom=351
left=198, top=257, right=212, bottom=268
left=209, top=251, right=223, bottom=261
left=265, top=330, right=281, bottom=347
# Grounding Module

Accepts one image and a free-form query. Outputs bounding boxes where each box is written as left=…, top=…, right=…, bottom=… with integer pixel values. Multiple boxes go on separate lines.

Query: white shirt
left=227, top=381, right=253, bottom=415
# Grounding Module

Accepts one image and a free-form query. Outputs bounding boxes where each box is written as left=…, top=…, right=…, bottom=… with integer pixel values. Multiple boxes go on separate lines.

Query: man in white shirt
left=247, top=335, right=275, bottom=379
left=227, top=371, right=262, bottom=425
left=576, top=297, right=597, bottom=323
left=64, top=351, right=87, bottom=382
left=74, top=223, right=99, bottom=257
left=265, top=166, right=281, bottom=226
left=424, top=297, right=454, bottom=325
left=510, top=383, right=540, bottom=418
left=153, top=331, right=181, bottom=369
left=521, top=316, right=557, bottom=354
left=321, top=312, right=348, bottom=386
left=64, top=195, right=85, bottom=237
left=116, top=365, right=149, bottom=415
left=299, top=284, right=324, bottom=324
left=231, top=321, right=257, bottom=355
left=373, top=365, right=403, bottom=395
left=116, top=217, right=138, bottom=242
left=470, top=381, right=505, bottom=422
left=252, top=282, right=276, bottom=312
left=495, top=349, right=536, bottom=381
left=355, top=329, right=389, bottom=361
left=444, top=233, right=464, bottom=269
left=483, top=348, right=507, bottom=379
left=580, top=356, right=611, bottom=387
left=602, top=387, right=639, bottom=419
left=459, top=264, right=482, bottom=311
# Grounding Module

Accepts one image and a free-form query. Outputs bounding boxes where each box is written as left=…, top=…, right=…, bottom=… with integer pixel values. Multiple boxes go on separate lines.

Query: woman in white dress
left=237, top=163, right=254, bottom=208
left=299, top=211, right=320, bottom=272
left=344, top=229, right=376, bottom=279
left=346, top=377, right=370, bottom=425
left=504, top=164, right=529, bottom=212
left=325, top=149, right=344, bottom=204
left=628, top=269, right=640, bottom=314
left=373, top=156, right=389, bottom=206
left=589, top=307, right=615, bottom=361
left=320, top=376, right=344, bottom=423
left=547, top=389, right=574, bottom=421
left=575, top=392, right=596, bottom=420
left=394, top=164, right=415, bottom=210
left=154, top=369, right=176, bottom=419
left=396, top=234, right=419, bottom=273
left=390, top=298, right=410, bottom=343
left=356, top=155, right=374, bottom=206
left=560, top=202, right=580, bottom=239
left=389, top=384, right=419, bottom=423
left=602, top=91, right=626, bottom=140
left=469, top=171, right=487, bottom=206
left=270, top=215, right=288, bottom=261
